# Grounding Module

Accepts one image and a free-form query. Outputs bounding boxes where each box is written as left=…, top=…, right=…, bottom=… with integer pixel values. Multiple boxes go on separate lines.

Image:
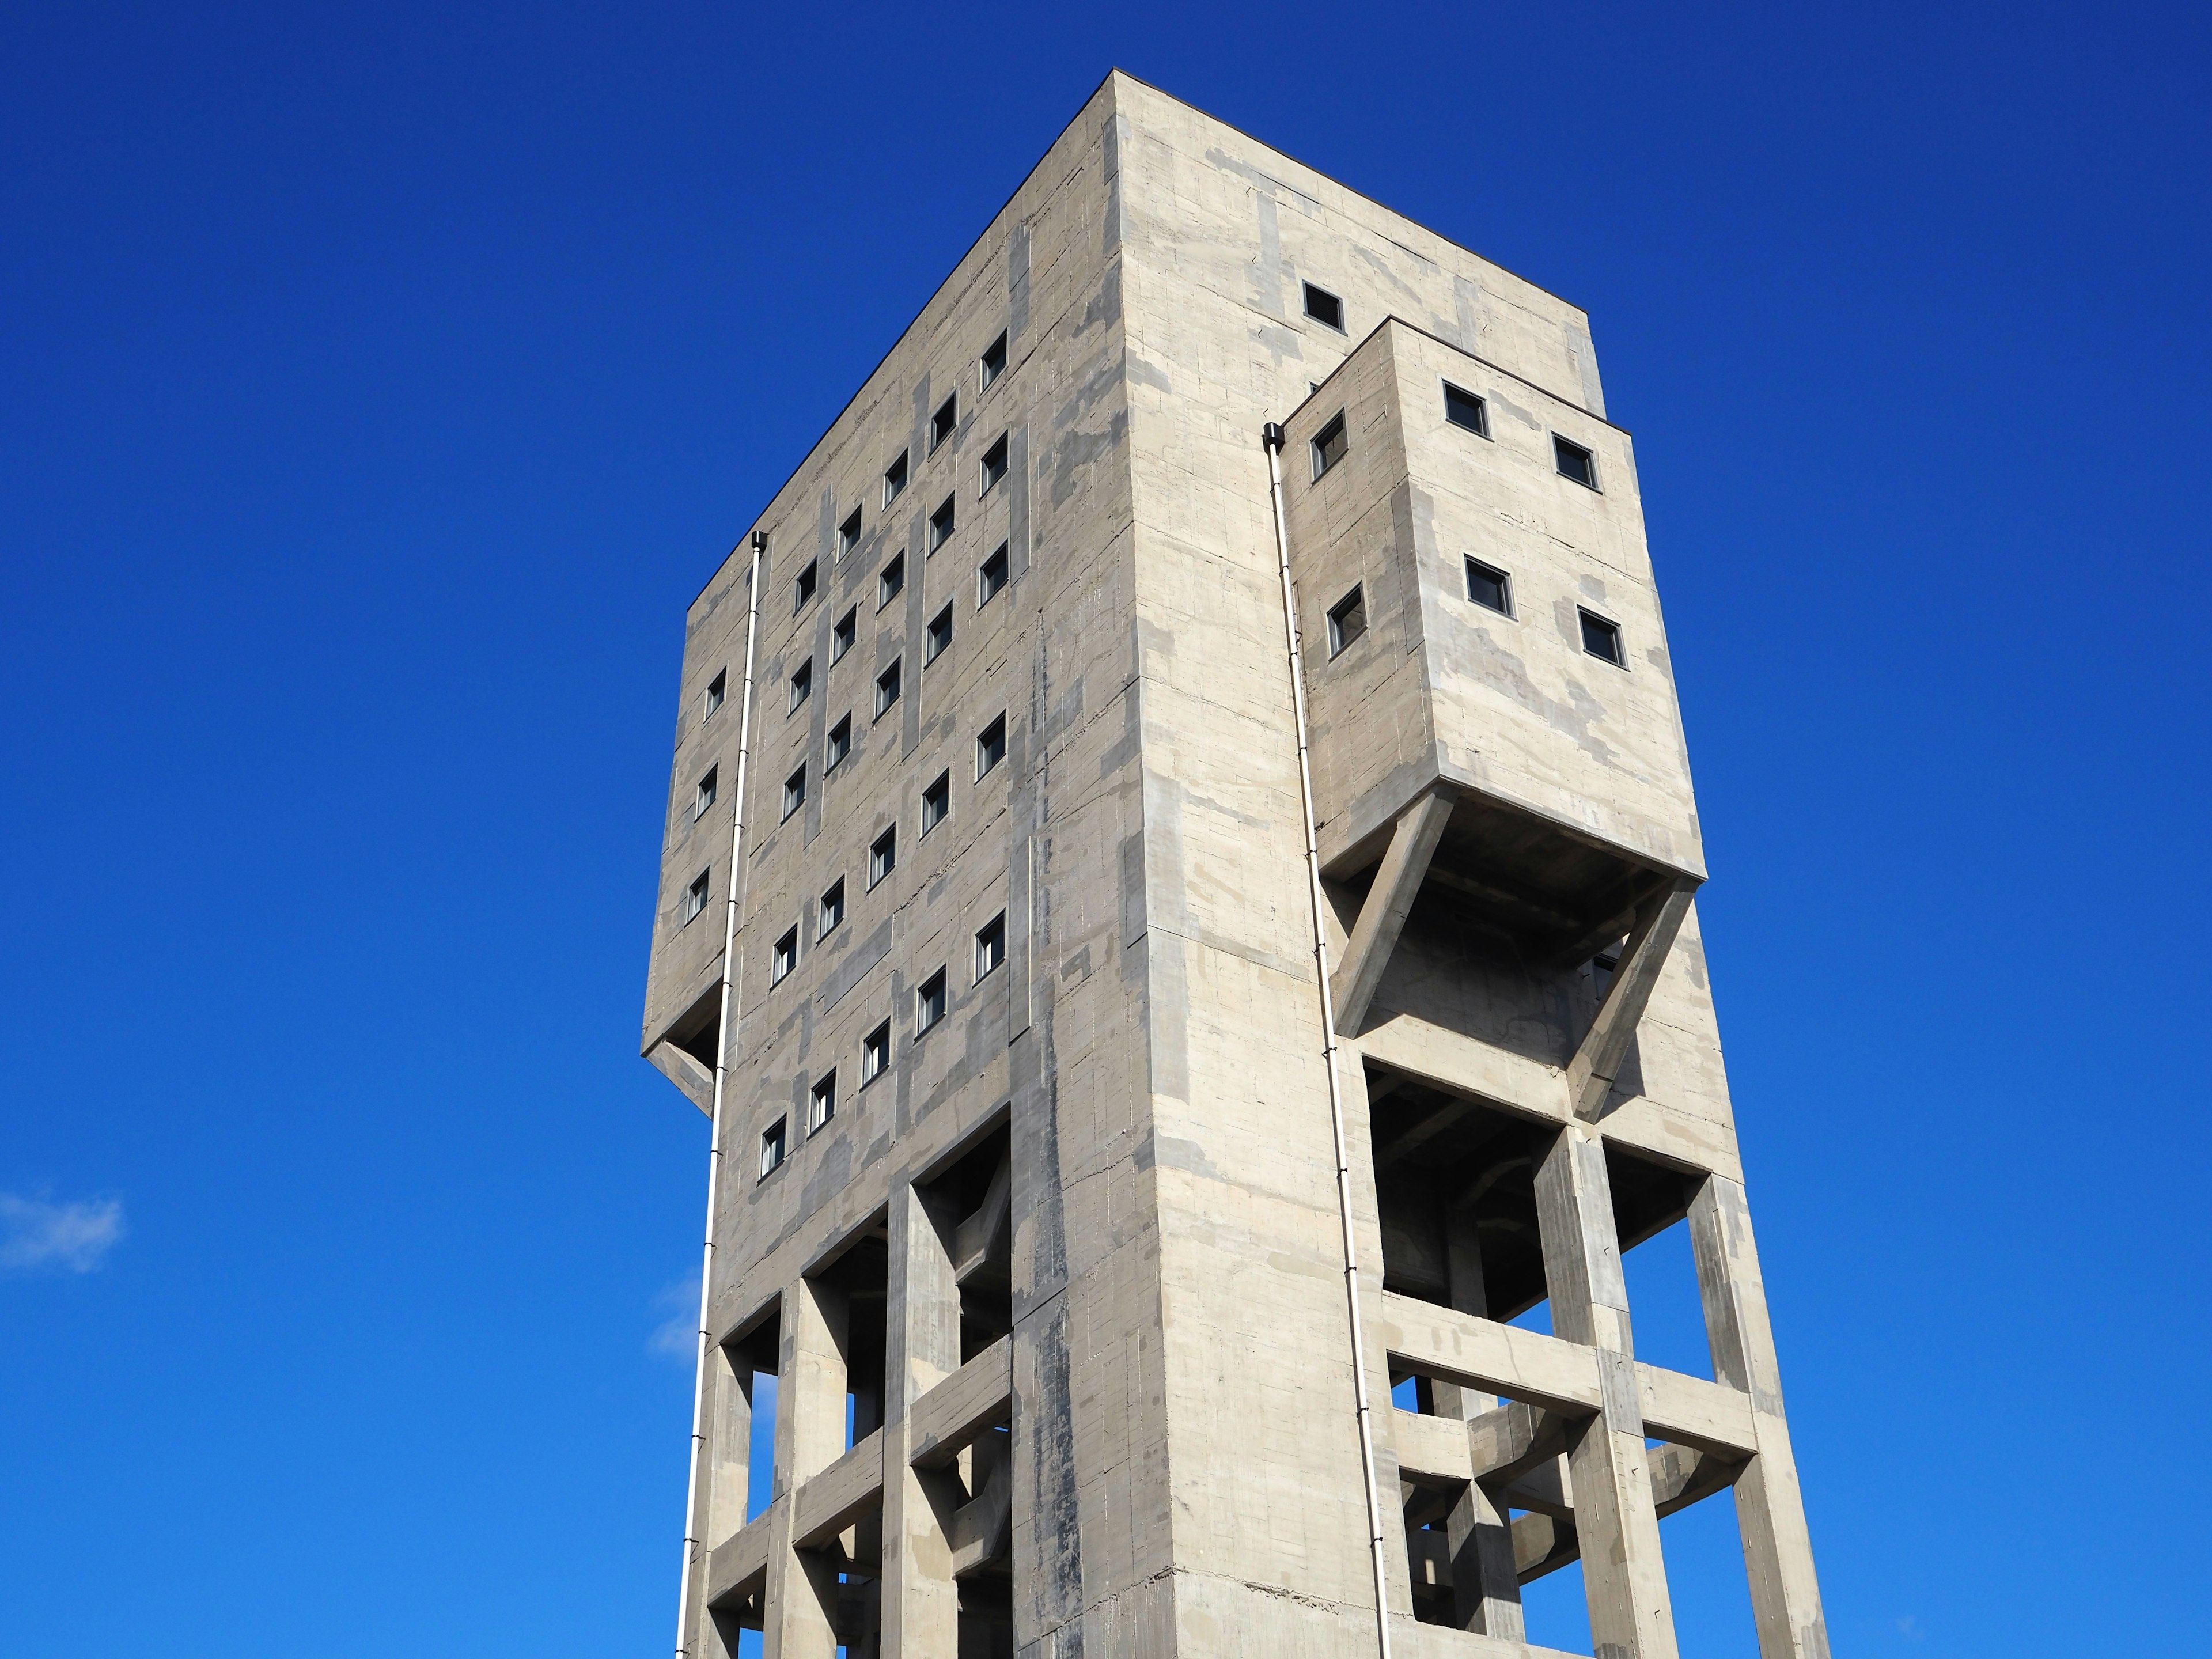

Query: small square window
left=979, top=433, right=1009, bottom=496
left=831, top=608, right=857, bottom=663
left=808, top=1070, right=836, bottom=1135
left=882, top=450, right=908, bottom=506
left=916, top=968, right=948, bottom=1034
left=976, top=713, right=1006, bottom=779
left=878, top=552, right=904, bottom=608
left=787, top=657, right=812, bottom=714
left=1554, top=435, right=1599, bottom=490
left=868, top=825, right=896, bottom=888
left=929, top=494, right=956, bottom=552
left=759, top=1116, right=787, bottom=1178
left=874, top=659, right=902, bottom=718
left=793, top=559, right=818, bottom=612
left=683, top=869, right=709, bottom=923
left=1303, top=283, right=1345, bottom=331
left=837, top=507, right=863, bottom=561
left=1444, top=382, right=1489, bottom=437
left=1464, top=558, right=1511, bottom=616
left=974, top=912, right=1006, bottom=982
left=782, top=766, right=805, bottom=821
left=819, top=878, right=845, bottom=935
left=921, top=770, right=950, bottom=834
left=771, top=927, right=798, bottom=985
left=825, top=714, right=852, bottom=771
left=1311, top=412, right=1347, bottom=479
left=978, top=543, right=1009, bottom=607
left=862, top=1020, right=891, bottom=1085
left=981, top=331, right=1008, bottom=388
left=1327, top=586, right=1366, bottom=657
left=694, top=766, right=718, bottom=820
left=931, top=393, right=957, bottom=452
left=703, top=669, right=726, bottom=718
left=1579, top=609, right=1625, bottom=666
left=925, top=604, right=953, bottom=665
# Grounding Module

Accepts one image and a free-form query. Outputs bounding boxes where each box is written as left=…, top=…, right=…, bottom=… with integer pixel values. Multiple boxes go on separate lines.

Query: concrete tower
left=642, top=71, right=1827, bottom=1659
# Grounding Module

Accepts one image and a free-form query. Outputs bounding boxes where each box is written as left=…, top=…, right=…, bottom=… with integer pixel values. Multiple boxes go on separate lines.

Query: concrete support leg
left=1435, top=1210, right=1524, bottom=1639
left=768, top=1277, right=847, bottom=1659
left=1567, top=877, right=1698, bottom=1122
left=1331, top=787, right=1454, bottom=1035
left=881, top=1185, right=963, bottom=1657
left=690, top=1343, right=755, bottom=1659
left=1690, top=1175, right=1831, bottom=1659
left=1537, top=1123, right=1679, bottom=1659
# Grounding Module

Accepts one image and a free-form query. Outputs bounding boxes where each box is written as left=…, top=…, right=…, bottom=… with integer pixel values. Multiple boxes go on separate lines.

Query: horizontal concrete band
left=703, top=1335, right=1012, bottom=1607
left=1375, top=1291, right=1759, bottom=1461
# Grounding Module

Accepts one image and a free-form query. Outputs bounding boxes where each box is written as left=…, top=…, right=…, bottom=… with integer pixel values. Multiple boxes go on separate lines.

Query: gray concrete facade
left=642, top=71, right=1827, bottom=1659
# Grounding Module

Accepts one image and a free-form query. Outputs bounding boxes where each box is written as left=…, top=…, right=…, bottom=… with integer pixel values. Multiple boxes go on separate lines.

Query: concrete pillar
left=1430, top=1211, right=1523, bottom=1639
left=1536, top=1123, right=1679, bottom=1659
left=881, top=1184, right=963, bottom=1657
left=1690, top=1175, right=1830, bottom=1659
left=767, top=1277, right=847, bottom=1659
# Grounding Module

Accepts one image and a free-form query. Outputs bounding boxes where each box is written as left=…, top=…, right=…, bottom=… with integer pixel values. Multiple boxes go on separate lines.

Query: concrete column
left=1536, top=1123, right=1679, bottom=1659
left=1690, top=1175, right=1830, bottom=1659
left=767, top=1277, right=847, bottom=1659
left=688, top=1343, right=756, bottom=1659
left=881, top=1184, right=963, bottom=1657
left=1431, top=1211, right=1523, bottom=1639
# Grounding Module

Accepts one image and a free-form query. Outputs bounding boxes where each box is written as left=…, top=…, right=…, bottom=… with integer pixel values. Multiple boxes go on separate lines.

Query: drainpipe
left=1263, top=422, right=1393, bottom=1658
left=673, top=528, right=766, bottom=1659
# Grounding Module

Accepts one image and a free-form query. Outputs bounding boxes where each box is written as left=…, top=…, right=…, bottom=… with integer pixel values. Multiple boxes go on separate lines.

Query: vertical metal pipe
left=1262, top=422, right=1393, bottom=1658
left=673, top=529, right=766, bottom=1659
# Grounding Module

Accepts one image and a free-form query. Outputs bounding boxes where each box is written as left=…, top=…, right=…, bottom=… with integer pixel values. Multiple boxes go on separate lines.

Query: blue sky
left=3, top=3, right=2206, bottom=1654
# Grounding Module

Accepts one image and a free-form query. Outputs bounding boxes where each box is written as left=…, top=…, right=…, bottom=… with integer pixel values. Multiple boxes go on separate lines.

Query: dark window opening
left=1464, top=558, right=1511, bottom=616
left=921, top=770, right=950, bottom=834
left=975, top=713, right=1006, bottom=779
left=980, top=331, right=1008, bottom=388
left=916, top=968, right=948, bottom=1034
left=1312, top=411, right=1347, bottom=478
left=787, top=658, right=812, bottom=714
left=874, top=659, right=902, bottom=718
left=918, top=1120, right=1014, bottom=1362
left=808, top=1069, right=836, bottom=1135
left=974, top=912, right=1006, bottom=982
left=882, top=450, right=908, bottom=505
left=1328, top=586, right=1366, bottom=657
left=979, top=433, right=1009, bottom=495
left=868, top=825, right=896, bottom=888
left=878, top=552, right=904, bottom=608
left=929, top=494, right=956, bottom=552
left=1303, top=282, right=1345, bottom=331
left=862, top=1020, right=891, bottom=1085
left=771, top=927, right=798, bottom=986
left=838, top=507, right=863, bottom=560
left=703, top=669, right=726, bottom=717
left=978, top=543, right=1009, bottom=607
left=831, top=607, right=857, bottom=663
left=1444, top=382, right=1489, bottom=437
left=1553, top=434, right=1599, bottom=490
left=1579, top=609, right=1624, bottom=666
left=925, top=604, right=953, bottom=665
left=694, top=766, right=718, bottom=819
left=683, top=869, right=709, bottom=923
left=781, top=766, right=805, bottom=820
left=825, top=714, right=852, bottom=771
left=931, top=393, right=957, bottom=453
left=819, top=878, right=845, bottom=936
left=793, top=560, right=817, bottom=612
left=759, top=1116, right=786, bottom=1178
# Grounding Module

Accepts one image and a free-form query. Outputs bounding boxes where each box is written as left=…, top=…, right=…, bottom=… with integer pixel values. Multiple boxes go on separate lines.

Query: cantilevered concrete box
left=1281, top=321, right=1704, bottom=965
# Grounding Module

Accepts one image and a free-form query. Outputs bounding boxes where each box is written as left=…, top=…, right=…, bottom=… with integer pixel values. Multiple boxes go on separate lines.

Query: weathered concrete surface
left=642, top=70, right=1827, bottom=1659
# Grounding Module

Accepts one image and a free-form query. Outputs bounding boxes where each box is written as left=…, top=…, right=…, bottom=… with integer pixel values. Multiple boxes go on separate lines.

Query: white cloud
left=649, top=1275, right=702, bottom=1362
left=0, top=1192, right=125, bottom=1274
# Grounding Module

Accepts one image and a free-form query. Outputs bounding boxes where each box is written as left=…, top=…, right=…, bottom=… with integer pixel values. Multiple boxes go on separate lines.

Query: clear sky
left=3, top=3, right=2206, bottom=1654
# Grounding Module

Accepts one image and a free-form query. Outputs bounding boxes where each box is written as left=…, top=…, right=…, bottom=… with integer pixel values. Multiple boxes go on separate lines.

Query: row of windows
left=1308, top=382, right=1601, bottom=493
left=1325, top=558, right=1626, bottom=668
left=757, top=909, right=1007, bottom=1178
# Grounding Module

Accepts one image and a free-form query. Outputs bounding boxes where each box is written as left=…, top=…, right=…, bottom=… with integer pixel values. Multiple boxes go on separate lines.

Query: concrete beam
left=1332, top=787, right=1455, bottom=1035
left=791, top=1429, right=884, bottom=1550
left=907, top=1335, right=1013, bottom=1467
left=1566, top=877, right=1698, bottom=1122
